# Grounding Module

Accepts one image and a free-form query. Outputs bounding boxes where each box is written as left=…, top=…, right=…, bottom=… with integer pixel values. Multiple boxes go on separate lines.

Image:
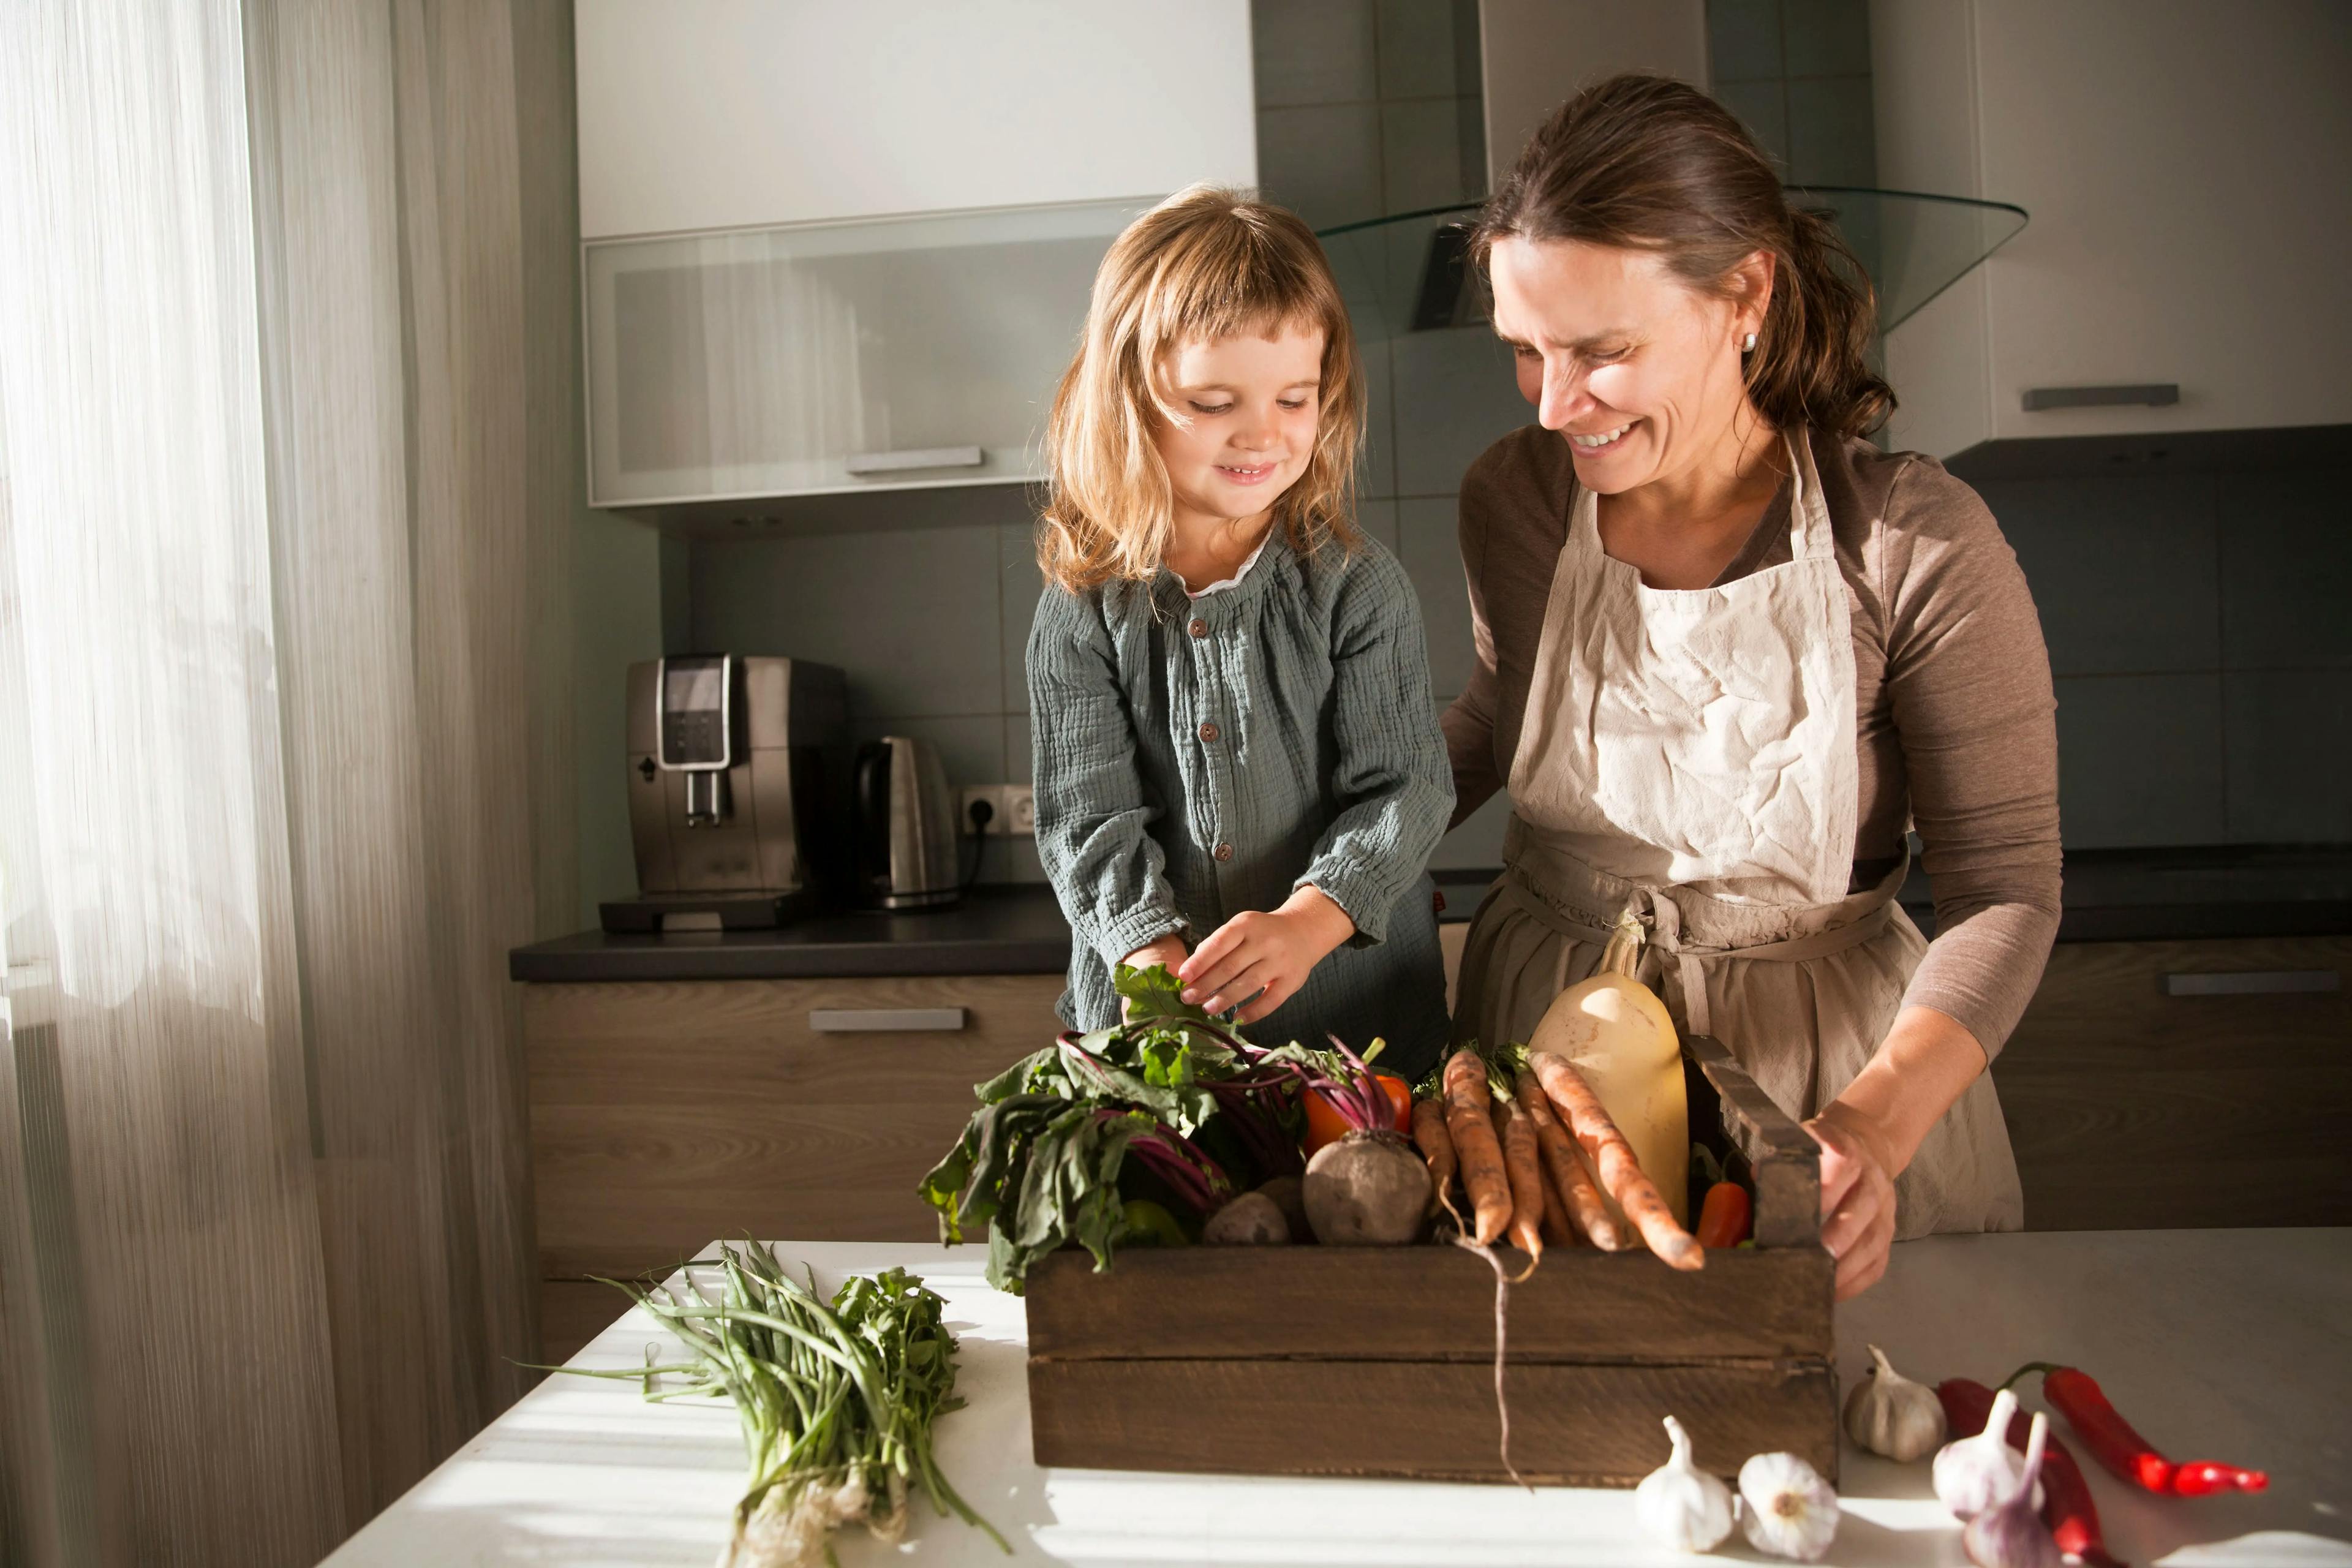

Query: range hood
left=1320, top=186, right=2028, bottom=342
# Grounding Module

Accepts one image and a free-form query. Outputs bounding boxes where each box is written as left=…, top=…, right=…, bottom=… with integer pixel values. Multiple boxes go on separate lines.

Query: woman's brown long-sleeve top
left=1441, top=425, right=2064, bottom=1055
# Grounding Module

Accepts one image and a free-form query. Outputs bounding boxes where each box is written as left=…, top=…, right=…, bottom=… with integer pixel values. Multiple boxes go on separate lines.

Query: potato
left=1203, top=1190, right=1291, bottom=1245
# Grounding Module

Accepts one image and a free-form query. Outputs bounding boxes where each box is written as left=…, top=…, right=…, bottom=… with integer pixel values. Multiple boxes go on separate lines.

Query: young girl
left=1028, top=185, right=1455, bottom=1080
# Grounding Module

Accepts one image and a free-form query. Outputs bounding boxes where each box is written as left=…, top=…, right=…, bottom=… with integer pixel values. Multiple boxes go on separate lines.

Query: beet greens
left=916, top=964, right=1314, bottom=1293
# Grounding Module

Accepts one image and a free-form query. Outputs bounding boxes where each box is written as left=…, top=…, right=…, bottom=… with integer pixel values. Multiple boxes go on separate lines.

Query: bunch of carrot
left=1411, top=1045, right=1703, bottom=1272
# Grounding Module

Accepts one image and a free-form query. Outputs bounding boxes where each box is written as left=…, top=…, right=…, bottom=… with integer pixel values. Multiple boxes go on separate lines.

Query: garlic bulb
left=1634, top=1415, right=1735, bottom=1553
left=1738, top=1450, right=1840, bottom=1561
left=1844, top=1343, right=1948, bottom=1462
left=1934, top=1387, right=2046, bottom=1520
left=1963, top=1412, right=2063, bottom=1568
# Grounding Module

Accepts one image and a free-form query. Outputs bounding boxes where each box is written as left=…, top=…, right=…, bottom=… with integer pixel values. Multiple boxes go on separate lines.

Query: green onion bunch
left=570, top=1242, right=1005, bottom=1567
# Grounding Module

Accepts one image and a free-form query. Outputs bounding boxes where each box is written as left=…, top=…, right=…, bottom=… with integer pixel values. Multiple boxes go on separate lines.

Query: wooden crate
left=1024, top=1035, right=1835, bottom=1486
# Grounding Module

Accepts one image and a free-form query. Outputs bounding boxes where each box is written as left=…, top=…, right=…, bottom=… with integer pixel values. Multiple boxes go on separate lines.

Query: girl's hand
left=1177, top=887, right=1355, bottom=1023
left=1119, top=934, right=1191, bottom=1020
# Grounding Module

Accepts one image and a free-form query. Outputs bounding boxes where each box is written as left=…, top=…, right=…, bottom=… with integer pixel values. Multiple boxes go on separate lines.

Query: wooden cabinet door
left=1994, top=937, right=2351, bottom=1231
left=524, top=973, right=1063, bottom=1283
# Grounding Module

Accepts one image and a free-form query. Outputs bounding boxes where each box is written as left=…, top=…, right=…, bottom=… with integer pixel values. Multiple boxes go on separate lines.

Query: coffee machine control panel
left=658, top=655, right=733, bottom=771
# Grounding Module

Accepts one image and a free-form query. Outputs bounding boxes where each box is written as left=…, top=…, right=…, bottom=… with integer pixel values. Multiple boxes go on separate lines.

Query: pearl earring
left=1742, top=332, right=1758, bottom=353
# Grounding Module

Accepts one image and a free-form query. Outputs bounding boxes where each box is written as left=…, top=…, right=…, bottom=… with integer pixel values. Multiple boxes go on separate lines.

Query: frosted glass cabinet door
left=584, top=200, right=1145, bottom=507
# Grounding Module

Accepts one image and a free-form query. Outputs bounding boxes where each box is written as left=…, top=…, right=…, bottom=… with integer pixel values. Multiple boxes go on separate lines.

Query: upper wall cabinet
left=1871, top=1, right=2352, bottom=459
left=575, top=1, right=1257, bottom=239
left=574, top=1, right=1256, bottom=507
left=586, top=201, right=1139, bottom=506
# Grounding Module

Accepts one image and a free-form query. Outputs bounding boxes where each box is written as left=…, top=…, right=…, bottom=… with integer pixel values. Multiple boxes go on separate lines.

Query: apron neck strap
left=1565, top=428, right=1833, bottom=564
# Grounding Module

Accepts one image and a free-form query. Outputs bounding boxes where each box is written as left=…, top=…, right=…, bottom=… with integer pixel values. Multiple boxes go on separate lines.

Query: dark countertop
left=511, top=847, right=2352, bottom=984
left=507, top=885, right=1071, bottom=982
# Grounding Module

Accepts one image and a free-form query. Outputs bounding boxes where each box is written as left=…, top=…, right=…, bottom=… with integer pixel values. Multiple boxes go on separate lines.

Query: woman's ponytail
left=1476, top=74, right=1895, bottom=441
left=1747, top=205, right=1893, bottom=439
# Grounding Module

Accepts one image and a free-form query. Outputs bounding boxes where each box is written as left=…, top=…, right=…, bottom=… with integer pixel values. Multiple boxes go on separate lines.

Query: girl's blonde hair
left=1038, top=185, right=1363, bottom=594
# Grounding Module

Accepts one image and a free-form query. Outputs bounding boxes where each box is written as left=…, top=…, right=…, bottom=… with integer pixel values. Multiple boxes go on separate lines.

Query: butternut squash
left=1526, top=910, right=1688, bottom=1226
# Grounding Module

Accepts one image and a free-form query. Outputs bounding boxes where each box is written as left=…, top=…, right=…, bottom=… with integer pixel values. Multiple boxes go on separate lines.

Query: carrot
left=1490, top=1098, right=1546, bottom=1267
left=1526, top=1050, right=1703, bottom=1271
left=1515, top=1068, right=1623, bottom=1251
left=1695, top=1180, right=1752, bottom=1249
left=1441, top=1048, right=1512, bottom=1245
left=1537, top=1174, right=1573, bottom=1248
left=1409, top=1096, right=1462, bottom=1227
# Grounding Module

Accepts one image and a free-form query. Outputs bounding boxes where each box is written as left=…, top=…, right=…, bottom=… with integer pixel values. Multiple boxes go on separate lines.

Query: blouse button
left=1213, top=842, right=1234, bottom=862
left=1188, top=617, right=1208, bottom=638
left=1198, top=720, right=1220, bottom=743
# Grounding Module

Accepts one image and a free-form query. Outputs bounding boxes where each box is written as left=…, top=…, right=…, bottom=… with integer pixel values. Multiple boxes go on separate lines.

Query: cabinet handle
left=2021, top=384, right=2180, bottom=412
left=2163, top=970, right=2339, bottom=997
left=809, top=1007, right=968, bottom=1032
left=844, top=445, right=985, bottom=476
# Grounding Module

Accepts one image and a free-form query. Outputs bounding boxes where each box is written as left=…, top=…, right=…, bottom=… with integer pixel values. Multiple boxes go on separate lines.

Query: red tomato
left=1302, top=1073, right=1412, bottom=1155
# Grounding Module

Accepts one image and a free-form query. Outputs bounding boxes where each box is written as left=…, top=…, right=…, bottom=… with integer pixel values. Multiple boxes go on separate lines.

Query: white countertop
left=322, top=1229, right=2352, bottom=1567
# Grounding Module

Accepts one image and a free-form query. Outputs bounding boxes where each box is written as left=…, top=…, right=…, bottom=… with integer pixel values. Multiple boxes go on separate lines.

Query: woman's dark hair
left=1476, top=74, right=1893, bottom=439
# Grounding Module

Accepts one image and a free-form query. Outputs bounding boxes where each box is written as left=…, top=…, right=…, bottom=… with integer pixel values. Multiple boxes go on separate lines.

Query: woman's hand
left=1804, top=1102, right=1899, bottom=1299
left=1806, top=1003, right=1995, bottom=1298
left=1176, top=886, right=1356, bottom=1023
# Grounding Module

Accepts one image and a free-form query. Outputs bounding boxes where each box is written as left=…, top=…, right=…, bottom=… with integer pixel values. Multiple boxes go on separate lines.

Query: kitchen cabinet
left=584, top=199, right=1137, bottom=506
left=525, top=971, right=1061, bottom=1359
left=571, top=2, right=1257, bottom=508
left=1994, top=935, right=2351, bottom=1231
left=574, top=1, right=1256, bottom=241
left=1869, top=1, right=2352, bottom=459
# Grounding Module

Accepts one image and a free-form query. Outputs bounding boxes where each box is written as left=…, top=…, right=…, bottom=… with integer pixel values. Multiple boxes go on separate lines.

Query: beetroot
left=1303, top=1130, right=1431, bottom=1244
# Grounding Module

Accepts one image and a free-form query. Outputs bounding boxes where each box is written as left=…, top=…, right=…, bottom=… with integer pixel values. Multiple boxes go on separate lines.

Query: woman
left=1446, top=76, right=2060, bottom=1298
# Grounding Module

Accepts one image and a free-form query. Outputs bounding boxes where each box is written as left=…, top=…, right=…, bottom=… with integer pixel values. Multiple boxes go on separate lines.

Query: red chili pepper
left=2006, top=1363, right=2269, bottom=1497
left=1939, top=1378, right=2127, bottom=1568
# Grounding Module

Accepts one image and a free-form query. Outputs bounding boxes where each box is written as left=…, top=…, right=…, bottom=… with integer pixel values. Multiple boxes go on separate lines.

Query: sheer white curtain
left=0, top=3, right=579, bottom=1563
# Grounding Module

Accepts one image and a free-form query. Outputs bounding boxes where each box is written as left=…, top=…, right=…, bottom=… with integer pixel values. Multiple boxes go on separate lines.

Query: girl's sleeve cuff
left=1091, top=906, right=1190, bottom=969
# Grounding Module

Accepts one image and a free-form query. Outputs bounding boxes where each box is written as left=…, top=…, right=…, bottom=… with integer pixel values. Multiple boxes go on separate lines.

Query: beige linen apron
left=1456, top=434, right=2022, bottom=1237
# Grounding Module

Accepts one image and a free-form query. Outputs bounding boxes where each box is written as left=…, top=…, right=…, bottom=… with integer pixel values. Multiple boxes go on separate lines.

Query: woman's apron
left=1455, top=434, right=2022, bottom=1237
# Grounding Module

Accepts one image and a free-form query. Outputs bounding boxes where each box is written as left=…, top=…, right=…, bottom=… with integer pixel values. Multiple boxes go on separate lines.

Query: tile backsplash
left=1985, top=462, right=2352, bottom=848
left=687, top=493, right=1047, bottom=883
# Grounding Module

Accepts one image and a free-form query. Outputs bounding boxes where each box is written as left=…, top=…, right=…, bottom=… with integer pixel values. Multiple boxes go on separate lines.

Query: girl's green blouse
left=1026, top=530, right=1455, bottom=1078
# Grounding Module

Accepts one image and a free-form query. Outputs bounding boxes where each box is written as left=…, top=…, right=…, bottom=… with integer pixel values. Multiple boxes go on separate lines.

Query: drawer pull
left=2163, top=970, right=2339, bottom=997
left=809, top=1007, right=968, bottom=1033
left=844, top=445, right=984, bottom=476
left=2021, top=383, right=2180, bottom=412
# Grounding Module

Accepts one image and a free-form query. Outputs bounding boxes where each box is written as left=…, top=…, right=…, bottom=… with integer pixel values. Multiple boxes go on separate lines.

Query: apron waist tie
left=1644, top=892, right=1896, bottom=1038
left=1494, top=866, right=1901, bottom=1039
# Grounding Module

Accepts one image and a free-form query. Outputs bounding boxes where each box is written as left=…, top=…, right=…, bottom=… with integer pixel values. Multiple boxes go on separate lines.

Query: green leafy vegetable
left=561, top=1243, right=1005, bottom=1567
left=917, top=967, right=1311, bottom=1293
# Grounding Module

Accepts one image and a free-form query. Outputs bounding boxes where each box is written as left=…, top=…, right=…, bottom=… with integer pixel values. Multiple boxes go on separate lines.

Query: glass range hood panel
left=1318, top=187, right=2027, bottom=341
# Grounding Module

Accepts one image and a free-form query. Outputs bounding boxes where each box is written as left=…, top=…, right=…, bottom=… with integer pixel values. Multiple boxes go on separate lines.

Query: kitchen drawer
left=1994, top=937, right=2351, bottom=1231
left=524, top=973, right=1062, bottom=1281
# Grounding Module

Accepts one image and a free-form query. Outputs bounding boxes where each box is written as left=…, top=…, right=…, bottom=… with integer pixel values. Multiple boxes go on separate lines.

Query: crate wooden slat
left=1022, top=1033, right=1837, bottom=1486
left=1026, top=1243, right=1831, bottom=1363
left=1030, top=1357, right=1838, bottom=1485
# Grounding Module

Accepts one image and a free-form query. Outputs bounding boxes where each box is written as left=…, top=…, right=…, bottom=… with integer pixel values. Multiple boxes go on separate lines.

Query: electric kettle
left=853, top=736, right=962, bottom=909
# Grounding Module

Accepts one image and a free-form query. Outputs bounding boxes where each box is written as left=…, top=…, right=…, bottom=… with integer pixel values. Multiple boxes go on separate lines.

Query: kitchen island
left=323, top=1227, right=2349, bottom=1567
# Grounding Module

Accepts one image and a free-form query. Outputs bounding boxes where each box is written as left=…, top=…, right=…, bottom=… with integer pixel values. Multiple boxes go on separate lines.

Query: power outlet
left=959, top=783, right=1036, bottom=837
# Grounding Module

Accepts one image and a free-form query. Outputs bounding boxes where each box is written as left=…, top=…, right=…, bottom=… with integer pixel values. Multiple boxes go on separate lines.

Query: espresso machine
left=602, top=655, right=851, bottom=933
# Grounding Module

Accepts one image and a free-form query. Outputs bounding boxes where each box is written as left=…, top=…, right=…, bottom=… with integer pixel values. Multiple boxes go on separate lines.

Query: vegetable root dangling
left=1527, top=1050, right=1703, bottom=1270
left=1454, top=1231, right=1529, bottom=1490
left=1442, top=1048, right=1513, bottom=1245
